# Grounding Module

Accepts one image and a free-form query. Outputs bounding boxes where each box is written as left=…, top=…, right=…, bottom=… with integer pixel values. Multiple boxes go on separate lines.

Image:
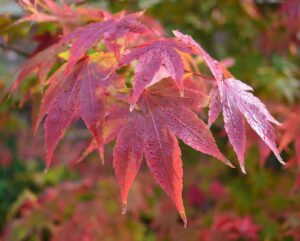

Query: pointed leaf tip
left=138, top=9, right=146, bottom=16
left=121, top=203, right=127, bottom=215
left=99, top=146, right=105, bottom=165
left=277, top=155, right=286, bottom=165
left=180, top=211, right=187, bottom=228
left=180, top=89, right=184, bottom=98
left=172, top=29, right=180, bottom=36
left=43, top=167, right=49, bottom=174
left=129, top=105, right=135, bottom=112
left=274, top=119, right=282, bottom=126
left=240, top=163, right=247, bottom=174
left=225, top=159, right=235, bottom=169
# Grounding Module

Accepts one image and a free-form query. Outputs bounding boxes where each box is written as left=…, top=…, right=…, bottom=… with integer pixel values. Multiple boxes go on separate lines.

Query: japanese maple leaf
left=105, top=78, right=232, bottom=226
left=209, top=80, right=283, bottom=173
left=173, top=30, right=284, bottom=173
left=62, top=12, right=148, bottom=72
left=11, top=43, right=64, bottom=91
left=75, top=77, right=210, bottom=162
left=34, top=57, right=115, bottom=169
left=120, top=38, right=195, bottom=105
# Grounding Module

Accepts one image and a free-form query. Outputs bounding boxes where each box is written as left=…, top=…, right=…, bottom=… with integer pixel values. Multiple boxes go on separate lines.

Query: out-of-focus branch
left=0, top=42, right=30, bottom=57
left=184, top=69, right=216, bottom=81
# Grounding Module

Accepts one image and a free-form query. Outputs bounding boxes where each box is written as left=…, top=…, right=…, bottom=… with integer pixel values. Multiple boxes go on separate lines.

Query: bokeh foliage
left=0, top=0, right=300, bottom=240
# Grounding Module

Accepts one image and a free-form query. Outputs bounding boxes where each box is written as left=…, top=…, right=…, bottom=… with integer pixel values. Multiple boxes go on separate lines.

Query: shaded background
left=0, top=0, right=300, bottom=240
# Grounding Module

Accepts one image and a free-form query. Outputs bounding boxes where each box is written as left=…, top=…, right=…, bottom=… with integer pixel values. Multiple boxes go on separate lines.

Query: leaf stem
left=184, top=69, right=216, bottom=81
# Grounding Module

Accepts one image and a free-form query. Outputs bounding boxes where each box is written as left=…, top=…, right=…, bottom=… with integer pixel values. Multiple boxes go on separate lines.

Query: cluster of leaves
left=2, top=160, right=300, bottom=241
left=136, top=0, right=300, bottom=191
left=260, top=0, right=300, bottom=55
left=1, top=179, right=153, bottom=241
left=5, top=0, right=288, bottom=224
left=0, top=175, right=247, bottom=241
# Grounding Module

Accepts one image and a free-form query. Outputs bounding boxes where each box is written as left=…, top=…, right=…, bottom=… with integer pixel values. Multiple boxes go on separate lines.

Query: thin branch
left=0, top=42, right=30, bottom=57
left=184, top=69, right=216, bottom=81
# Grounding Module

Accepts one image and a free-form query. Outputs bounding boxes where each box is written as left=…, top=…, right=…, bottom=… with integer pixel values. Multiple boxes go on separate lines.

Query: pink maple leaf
left=173, top=30, right=284, bottom=173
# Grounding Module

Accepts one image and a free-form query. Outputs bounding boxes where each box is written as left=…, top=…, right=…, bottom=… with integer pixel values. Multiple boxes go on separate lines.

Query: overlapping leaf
left=62, top=12, right=149, bottom=72
left=120, top=38, right=195, bottom=104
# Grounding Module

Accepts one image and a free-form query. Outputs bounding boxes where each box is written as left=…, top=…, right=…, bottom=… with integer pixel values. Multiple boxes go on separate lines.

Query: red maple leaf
left=62, top=12, right=149, bottom=72
left=120, top=38, right=195, bottom=105
left=34, top=57, right=115, bottom=169
left=209, top=79, right=283, bottom=173
left=106, top=78, right=233, bottom=226
left=174, top=30, right=284, bottom=173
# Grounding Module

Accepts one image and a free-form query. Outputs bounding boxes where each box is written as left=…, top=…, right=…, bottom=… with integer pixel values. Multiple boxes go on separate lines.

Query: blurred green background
left=0, top=1, right=300, bottom=240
